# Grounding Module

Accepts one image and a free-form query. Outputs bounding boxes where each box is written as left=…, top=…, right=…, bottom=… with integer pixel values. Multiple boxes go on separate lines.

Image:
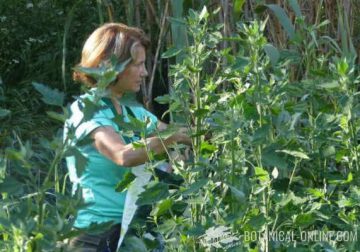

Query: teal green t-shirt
left=63, top=90, right=158, bottom=228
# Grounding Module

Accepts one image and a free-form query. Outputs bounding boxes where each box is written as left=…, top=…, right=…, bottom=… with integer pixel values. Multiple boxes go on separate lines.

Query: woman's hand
left=171, top=127, right=192, bottom=146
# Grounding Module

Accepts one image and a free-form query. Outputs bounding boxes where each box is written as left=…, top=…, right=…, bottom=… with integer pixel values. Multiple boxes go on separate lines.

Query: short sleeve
left=142, top=109, right=158, bottom=134
left=128, top=106, right=158, bottom=135
left=66, top=100, right=118, bottom=142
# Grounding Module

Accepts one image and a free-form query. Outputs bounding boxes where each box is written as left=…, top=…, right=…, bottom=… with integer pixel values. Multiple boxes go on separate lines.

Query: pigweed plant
left=1, top=3, right=359, bottom=252
left=148, top=6, right=360, bottom=252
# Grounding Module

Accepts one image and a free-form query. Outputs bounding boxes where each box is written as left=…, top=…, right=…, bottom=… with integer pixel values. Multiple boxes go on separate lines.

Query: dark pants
left=69, top=223, right=121, bottom=252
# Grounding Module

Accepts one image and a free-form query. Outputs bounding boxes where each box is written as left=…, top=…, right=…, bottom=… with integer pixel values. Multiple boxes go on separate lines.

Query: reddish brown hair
left=73, top=23, right=150, bottom=87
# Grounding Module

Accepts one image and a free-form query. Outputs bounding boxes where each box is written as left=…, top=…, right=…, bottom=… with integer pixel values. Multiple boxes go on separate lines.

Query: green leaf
left=150, top=198, right=173, bottom=217
left=233, top=0, right=246, bottom=15
left=155, top=124, right=179, bottom=139
left=46, top=111, right=66, bottom=122
left=228, top=185, right=246, bottom=203
left=161, top=47, right=182, bottom=59
left=295, top=213, right=315, bottom=227
left=265, top=4, right=296, bottom=39
left=80, top=98, right=102, bottom=121
left=131, top=141, right=146, bottom=149
left=337, top=197, right=354, bottom=208
left=119, top=93, right=142, bottom=107
left=252, top=124, right=270, bottom=144
left=154, top=94, right=171, bottom=104
left=263, top=43, right=280, bottom=66
left=199, top=6, right=209, bottom=21
left=317, top=80, right=340, bottom=89
left=322, top=145, right=336, bottom=157
left=254, top=167, right=270, bottom=183
left=288, top=0, right=302, bottom=18
left=136, top=182, right=169, bottom=206
left=200, top=141, right=217, bottom=156
left=262, top=149, right=288, bottom=170
left=0, top=108, right=10, bottom=118
left=181, top=179, right=208, bottom=196
left=247, top=214, right=267, bottom=230
left=123, top=236, right=147, bottom=252
left=0, top=177, right=24, bottom=195
left=307, top=188, right=324, bottom=198
left=65, top=147, right=88, bottom=177
left=277, top=149, right=310, bottom=159
left=115, top=172, right=136, bottom=192
left=73, top=66, right=104, bottom=80
left=32, top=82, right=64, bottom=107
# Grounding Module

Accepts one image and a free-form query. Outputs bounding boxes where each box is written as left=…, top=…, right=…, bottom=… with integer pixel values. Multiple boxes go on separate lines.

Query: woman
left=64, top=23, right=191, bottom=251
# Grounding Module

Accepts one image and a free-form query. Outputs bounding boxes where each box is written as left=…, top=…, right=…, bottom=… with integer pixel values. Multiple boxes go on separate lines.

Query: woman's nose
left=141, top=65, right=148, bottom=78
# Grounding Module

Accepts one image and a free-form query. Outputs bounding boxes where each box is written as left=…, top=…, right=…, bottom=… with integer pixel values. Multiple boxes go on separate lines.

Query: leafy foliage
left=1, top=1, right=360, bottom=251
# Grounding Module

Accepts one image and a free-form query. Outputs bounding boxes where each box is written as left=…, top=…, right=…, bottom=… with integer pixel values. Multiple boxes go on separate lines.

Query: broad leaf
left=265, top=4, right=296, bottom=39
left=264, top=43, right=279, bottom=66
left=277, top=149, right=310, bottom=160
left=136, top=182, right=169, bottom=206
left=181, top=179, right=208, bottom=196
left=32, top=82, right=64, bottom=107
left=161, top=47, right=182, bottom=59
left=0, top=108, right=10, bottom=118
left=115, top=172, right=136, bottom=192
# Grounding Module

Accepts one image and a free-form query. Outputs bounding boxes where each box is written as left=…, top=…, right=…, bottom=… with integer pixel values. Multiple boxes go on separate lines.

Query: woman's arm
left=91, top=126, right=191, bottom=167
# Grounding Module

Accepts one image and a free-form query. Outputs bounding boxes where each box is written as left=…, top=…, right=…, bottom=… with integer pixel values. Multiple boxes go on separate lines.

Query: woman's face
left=109, top=45, right=148, bottom=97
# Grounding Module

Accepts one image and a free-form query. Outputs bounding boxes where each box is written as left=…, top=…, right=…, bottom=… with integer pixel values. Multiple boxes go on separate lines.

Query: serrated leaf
left=115, top=172, right=136, bottom=192
left=32, top=82, right=64, bottom=107
left=79, top=98, right=102, bottom=122
left=65, top=147, right=88, bottom=177
left=136, top=182, right=169, bottom=206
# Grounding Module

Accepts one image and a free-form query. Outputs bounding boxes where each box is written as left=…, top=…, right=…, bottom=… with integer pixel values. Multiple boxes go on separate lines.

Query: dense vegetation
left=1, top=1, right=360, bottom=251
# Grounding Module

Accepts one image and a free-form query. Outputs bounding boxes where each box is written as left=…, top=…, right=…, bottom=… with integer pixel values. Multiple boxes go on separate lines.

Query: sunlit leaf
left=277, top=150, right=310, bottom=160
left=161, top=47, right=182, bottom=59
left=115, top=172, right=136, bottom=192
left=150, top=198, right=173, bottom=217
